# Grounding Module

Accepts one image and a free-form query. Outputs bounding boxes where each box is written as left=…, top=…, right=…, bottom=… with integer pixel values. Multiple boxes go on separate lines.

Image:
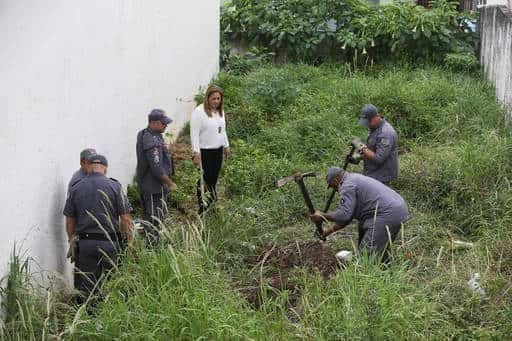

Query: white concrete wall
left=0, top=0, right=219, bottom=284
left=480, top=5, right=512, bottom=117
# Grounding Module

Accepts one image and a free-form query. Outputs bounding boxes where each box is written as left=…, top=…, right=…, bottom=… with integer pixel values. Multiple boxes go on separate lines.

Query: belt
left=78, top=232, right=123, bottom=242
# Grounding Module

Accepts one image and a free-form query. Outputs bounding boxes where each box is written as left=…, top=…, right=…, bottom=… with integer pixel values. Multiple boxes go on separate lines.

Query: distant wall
left=0, top=0, right=219, bottom=284
left=480, top=5, right=512, bottom=116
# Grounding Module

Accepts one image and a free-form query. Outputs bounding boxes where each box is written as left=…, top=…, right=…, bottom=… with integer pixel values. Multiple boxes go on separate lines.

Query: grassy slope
left=5, top=64, right=512, bottom=340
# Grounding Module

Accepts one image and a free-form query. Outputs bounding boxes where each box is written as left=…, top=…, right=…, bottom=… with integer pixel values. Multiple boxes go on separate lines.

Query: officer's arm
left=323, top=184, right=357, bottom=226
left=120, top=213, right=133, bottom=246
left=364, top=134, right=393, bottom=165
left=65, top=217, right=77, bottom=241
left=145, top=147, right=175, bottom=187
left=117, top=185, right=134, bottom=245
left=63, top=193, right=77, bottom=240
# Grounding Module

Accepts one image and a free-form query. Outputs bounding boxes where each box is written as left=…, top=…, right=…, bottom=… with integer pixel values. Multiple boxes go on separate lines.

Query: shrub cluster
left=221, top=0, right=479, bottom=65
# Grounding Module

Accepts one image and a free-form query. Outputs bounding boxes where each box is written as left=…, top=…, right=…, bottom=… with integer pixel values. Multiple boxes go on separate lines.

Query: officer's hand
left=66, top=235, right=78, bottom=263
left=168, top=180, right=178, bottom=191
left=309, top=210, right=324, bottom=223
left=324, top=223, right=342, bottom=237
left=193, top=153, right=201, bottom=168
left=224, top=147, right=231, bottom=160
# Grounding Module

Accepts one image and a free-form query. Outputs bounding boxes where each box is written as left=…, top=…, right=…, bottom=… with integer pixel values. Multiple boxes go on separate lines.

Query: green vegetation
left=221, top=0, right=478, bottom=64
left=3, top=63, right=511, bottom=339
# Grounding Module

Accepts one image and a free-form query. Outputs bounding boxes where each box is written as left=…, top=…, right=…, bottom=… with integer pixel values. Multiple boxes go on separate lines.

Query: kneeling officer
left=63, top=154, right=133, bottom=303
left=310, top=167, right=409, bottom=261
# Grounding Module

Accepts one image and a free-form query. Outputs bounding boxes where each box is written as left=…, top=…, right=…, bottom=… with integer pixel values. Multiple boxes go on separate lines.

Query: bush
left=222, top=0, right=479, bottom=64
left=245, top=68, right=302, bottom=119
left=444, top=52, right=480, bottom=72
left=222, top=47, right=275, bottom=75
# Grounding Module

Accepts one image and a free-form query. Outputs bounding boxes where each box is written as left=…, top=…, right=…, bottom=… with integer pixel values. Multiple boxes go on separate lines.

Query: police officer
left=63, top=154, right=133, bottom=303
left=358, top=104, right=399, bottom=185
left=310, top=167, right=409, bottom=262
left=135, top=109, right=177, bottom=247
left=67, top=148, right=96, bottom=195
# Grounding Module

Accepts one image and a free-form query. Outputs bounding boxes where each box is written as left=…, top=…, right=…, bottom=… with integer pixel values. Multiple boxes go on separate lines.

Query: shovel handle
left=323, top=150, right=352, bottom=212
left=296, top=179, right=326, bottom=241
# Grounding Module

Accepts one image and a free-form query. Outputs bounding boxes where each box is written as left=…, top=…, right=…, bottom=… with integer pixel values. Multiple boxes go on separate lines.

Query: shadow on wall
left=30, top=169, right=70, bottom=286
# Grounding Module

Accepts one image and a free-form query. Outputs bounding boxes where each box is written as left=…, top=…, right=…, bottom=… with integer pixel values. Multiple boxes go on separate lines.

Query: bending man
left=310, top=167, right=409, bottom=261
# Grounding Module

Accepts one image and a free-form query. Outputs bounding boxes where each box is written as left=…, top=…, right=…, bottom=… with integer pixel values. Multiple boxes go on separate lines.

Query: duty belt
left=78, top=232, right=123, bottom=242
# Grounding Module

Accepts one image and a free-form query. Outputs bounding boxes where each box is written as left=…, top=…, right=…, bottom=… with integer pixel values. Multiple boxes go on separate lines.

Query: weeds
left=2, top=63, right=511, bottom=339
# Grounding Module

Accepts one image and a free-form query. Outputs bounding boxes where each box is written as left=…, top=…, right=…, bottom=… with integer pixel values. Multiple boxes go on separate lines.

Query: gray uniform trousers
left=75, top=239, right=120, bottom=303
left=140, top=192, right=167, bottom=247
left=358, top=206, right=408, bottom=261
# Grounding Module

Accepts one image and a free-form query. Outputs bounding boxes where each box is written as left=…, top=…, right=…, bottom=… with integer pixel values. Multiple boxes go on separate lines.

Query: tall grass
left=2, top=63, right=512, bottom=339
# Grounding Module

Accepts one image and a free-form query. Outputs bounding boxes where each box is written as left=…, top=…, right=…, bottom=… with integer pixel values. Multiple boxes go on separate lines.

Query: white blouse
left=190, top=104, right=230, bottom=153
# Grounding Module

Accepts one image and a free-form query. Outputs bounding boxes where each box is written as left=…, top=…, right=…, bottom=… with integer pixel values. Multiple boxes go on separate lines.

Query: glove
left=66, top=235, right=78, bottom=263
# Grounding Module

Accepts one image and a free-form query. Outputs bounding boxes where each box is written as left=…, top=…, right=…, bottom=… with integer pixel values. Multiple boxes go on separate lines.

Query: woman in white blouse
left=190, top=85, right=231, bottom=213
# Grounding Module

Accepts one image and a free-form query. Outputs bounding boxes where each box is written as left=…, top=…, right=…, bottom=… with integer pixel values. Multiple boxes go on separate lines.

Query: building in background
left=0, top=0, right=219, bottom=285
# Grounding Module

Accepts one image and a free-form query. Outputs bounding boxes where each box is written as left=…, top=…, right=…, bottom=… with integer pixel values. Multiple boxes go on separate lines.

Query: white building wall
left=0, top=0, right=219, bottom=284
left=480, top=5, right=512, bottom=117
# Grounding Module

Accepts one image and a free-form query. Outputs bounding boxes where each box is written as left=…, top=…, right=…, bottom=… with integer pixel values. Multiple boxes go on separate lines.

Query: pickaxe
left=277, top=171, right=326, bottom=241
left=322, top=138, right=363, bottom=212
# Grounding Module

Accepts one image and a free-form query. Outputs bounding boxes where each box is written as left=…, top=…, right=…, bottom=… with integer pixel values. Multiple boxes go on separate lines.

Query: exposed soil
left=238, top=240, right=340, bottom=310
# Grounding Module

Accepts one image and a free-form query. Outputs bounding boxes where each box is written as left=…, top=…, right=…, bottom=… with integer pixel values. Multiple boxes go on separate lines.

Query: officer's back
left=341, top=172, right=408, bottom=222
left=67, top=165, right=128, bottom=235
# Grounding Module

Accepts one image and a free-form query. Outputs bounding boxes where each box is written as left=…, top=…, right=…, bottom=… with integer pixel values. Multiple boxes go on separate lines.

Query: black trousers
left=197, top=147, right=223, bottom=212
left=140, top=192, right=167, bottom=247
left=74, top=239, right=119, bottom=304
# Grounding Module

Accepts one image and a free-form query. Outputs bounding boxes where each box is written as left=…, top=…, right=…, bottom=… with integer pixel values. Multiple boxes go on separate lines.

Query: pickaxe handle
left=297, top=179, right=326, bottom=241
left=323, top=148, right=353, bottom=213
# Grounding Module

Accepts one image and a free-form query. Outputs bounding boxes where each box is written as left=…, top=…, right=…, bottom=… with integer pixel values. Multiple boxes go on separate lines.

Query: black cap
left=359, top=104, right=378, bottom=127
left=148, top=109, right=172, bottom=125
left=80, top=148, right=97, bottom=161
left=87, top=154, right=108, bottom=167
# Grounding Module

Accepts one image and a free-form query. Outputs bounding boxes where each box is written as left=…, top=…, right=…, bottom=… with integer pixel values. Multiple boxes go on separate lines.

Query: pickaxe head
left=277, top=171, right=316, bottom=187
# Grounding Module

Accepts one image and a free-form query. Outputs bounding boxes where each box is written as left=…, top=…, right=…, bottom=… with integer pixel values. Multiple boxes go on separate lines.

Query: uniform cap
left=87, top=154, right=108, bottom=167
left=359, top=104, right=378, bottom=127
left=148, top=109, right=172, bottom=125
left=326, top=167, right=343, bottom=188
left=80, top=148, right=97, bottom=161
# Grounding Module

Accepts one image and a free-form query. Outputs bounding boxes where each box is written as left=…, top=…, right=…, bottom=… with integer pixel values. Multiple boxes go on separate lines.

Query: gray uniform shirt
left=136, top=128, right=173, bottom=195
left=63, top=172, right=132, bottom=234
left=67, top=168, right=87, bottom=196
left=363, top=119, right=398, bottom=183
left=331, top=173, right=409, bottom=226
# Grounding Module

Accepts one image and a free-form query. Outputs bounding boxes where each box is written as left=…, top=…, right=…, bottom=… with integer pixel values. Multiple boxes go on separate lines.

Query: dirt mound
left=239, top=240, right=340, bottom=309
left=254, top=240, right=339, bottom=280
